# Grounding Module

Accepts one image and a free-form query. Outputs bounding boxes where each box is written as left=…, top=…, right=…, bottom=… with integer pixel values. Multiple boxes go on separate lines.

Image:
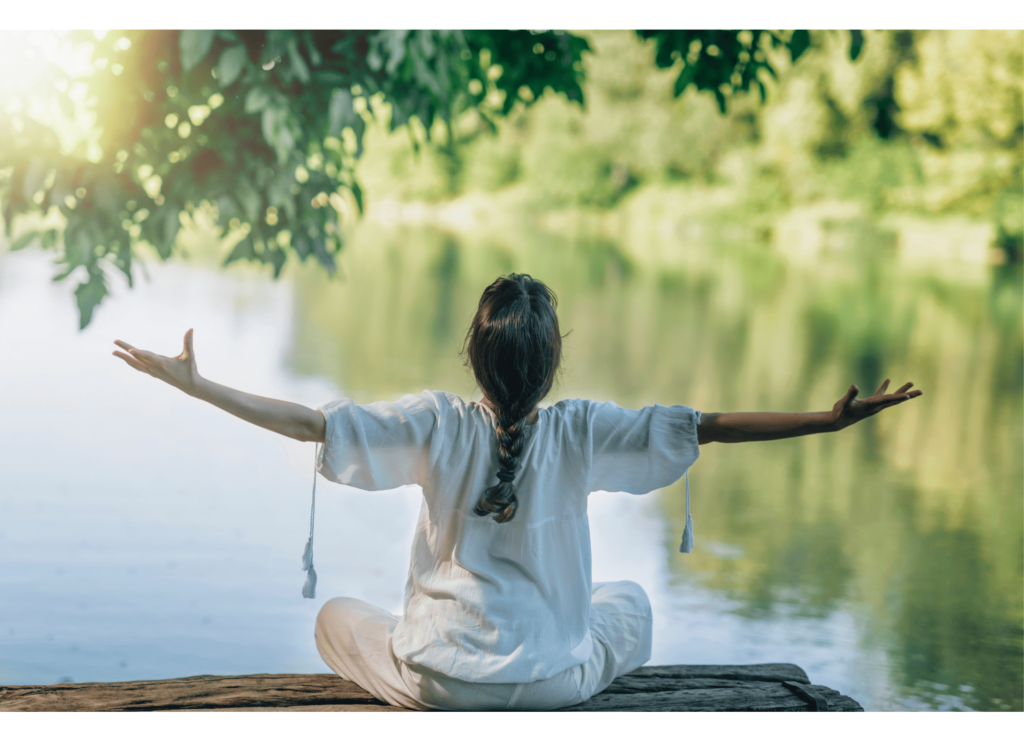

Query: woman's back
left=316, top=389, right=701, bottom=684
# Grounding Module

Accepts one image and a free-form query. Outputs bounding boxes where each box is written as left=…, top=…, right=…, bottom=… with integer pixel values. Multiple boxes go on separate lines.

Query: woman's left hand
left=830, top=379, right=923, bottom=431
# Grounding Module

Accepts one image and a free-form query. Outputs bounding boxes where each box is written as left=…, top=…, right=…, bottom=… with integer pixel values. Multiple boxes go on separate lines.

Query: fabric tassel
left=302, top=565, right=317, bottom=599
left=301, top=536, right=314, bottom=571
left=679, top=469, right=694, bottom=554
left=301, top=443, right=322, bottom=599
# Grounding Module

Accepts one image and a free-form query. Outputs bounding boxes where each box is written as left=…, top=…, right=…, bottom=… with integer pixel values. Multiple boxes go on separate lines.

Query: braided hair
left=463, top=274, right=563, bottom=523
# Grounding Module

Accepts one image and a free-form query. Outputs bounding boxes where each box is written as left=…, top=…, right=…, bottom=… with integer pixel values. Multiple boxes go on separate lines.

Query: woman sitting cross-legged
left=112, top=273, right=922, bottom=711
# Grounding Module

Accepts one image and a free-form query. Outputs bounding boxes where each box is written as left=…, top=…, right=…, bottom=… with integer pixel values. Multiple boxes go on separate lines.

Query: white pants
left=314, top=580, right=653, bottom=711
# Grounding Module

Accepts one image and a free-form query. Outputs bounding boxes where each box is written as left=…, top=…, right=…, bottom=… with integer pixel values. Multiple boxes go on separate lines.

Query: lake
left=0, top=214, right=1020, bottom=711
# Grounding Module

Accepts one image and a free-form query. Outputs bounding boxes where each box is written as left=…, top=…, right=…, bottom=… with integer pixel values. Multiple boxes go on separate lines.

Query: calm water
left=0, top=218, right=1020, bottom=711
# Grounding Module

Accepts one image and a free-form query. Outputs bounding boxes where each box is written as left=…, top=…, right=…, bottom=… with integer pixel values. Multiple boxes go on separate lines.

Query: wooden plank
left=565, top=684, right=863, bottom=712
left=602, top=677, right=804, bottom=694
left=0, top=673, right=388, bottom=712
left=0, top=665, right=863, bottom=712
left=625, top=663, right=811, bottom=684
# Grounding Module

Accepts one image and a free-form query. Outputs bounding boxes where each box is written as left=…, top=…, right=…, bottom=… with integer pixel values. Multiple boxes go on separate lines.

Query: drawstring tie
left=301, top=442, right=321, bottom=598
left=679, top=469, right=694, bottom=554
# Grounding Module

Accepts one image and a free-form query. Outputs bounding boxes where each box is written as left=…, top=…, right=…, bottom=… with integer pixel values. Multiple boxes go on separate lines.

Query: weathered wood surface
left=0, top=663, right=862, bottom=712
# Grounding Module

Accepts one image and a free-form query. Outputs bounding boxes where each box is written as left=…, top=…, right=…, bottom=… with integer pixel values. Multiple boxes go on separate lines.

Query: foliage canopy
left=0, top=29, right=854, bottom=327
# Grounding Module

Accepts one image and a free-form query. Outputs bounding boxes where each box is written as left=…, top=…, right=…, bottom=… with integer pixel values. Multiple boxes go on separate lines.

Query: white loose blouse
left=316, top=390, right=702, bottom=684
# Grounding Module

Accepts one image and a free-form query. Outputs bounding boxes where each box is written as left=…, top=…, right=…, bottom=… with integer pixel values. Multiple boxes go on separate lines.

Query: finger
left=113, top=351, right=152, bottom=375
left=114, top=340, right=138, bottom=352
left=895, top=382, right=914, bottom=394
left=835, top=384, right=856, bottom=410
left=869, top=391, right=916, bottom=406
left=874, top=378, right=890, bottom=397
left=185, top=328, right=194, bottom=360
left=870, top=394, right=919, bottom=413
left=128, top=349, right=166, bottom=374
left=129, top=347, right=163, bottom=363
left=864, top=400, right=902, bottom=416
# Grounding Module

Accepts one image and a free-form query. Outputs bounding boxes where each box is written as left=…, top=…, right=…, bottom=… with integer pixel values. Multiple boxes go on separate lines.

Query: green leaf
left=788, top=30, right=811, bottom=62
left=52, top=263, right=75, bottom=282
left=269, top=247, right=287, bottom=278
left=349, top=180, right=364, bottom=214
left=328, top=89, right=355, bottom=138
left=10, top=231, right=39, bottom=251
left=313, top=236, right=336, bottom=273
left=236, top=179, right=262, bottom=223
left=261, top=107, right=300, bottom=165
left=714, top=89, right=728, bottom=114
left=315, top=70, right=348, bottom=85
left=161, top=209, right=181, bottom=257
left=223, top=236, right=254, bottom=266
left=216, top=45, right=248, bottom=88
left=180, top=30, right=215, bottom=73
left=673, top=63, right=696, bottom=98
left=381, top=30, right=410, bottom=75
left=244, top=86, right=275, bottom=114
left=287, top=38, right=310, bottom=85
left=75, top=268, right=108, bottom=330
left=40, top=229, right=58, bottom=249
left=303, top=33, right=322, bottom=67
left=292, top=233, right=311, bottom=259
left=849, top=30, right=865, bottom=61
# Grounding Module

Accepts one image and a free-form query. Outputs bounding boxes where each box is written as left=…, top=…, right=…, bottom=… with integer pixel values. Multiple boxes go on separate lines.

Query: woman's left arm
left=696, top=379, right=923, bottom=445
left=113, top=330, right=326, bottom=443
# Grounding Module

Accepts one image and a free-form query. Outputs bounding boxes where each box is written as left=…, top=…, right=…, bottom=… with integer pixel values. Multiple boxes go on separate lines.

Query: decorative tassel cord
left=301, top=442, right=321, bottom=599
left=301, top=444, right=688, bottom=594
left=679, top=469, right=694, bottom=554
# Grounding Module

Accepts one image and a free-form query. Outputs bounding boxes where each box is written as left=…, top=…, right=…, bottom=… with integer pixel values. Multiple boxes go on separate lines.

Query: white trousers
left=314, top=580, right=653, bottom=711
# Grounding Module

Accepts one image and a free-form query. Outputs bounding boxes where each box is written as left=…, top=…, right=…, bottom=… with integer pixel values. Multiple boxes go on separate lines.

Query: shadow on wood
left=0, top=664, right=863, bottom=712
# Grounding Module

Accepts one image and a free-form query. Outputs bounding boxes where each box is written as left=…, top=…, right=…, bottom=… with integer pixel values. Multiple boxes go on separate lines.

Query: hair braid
left=474, top=406, right=532, bottom=522
left=463, top=273, right=562, bottom=524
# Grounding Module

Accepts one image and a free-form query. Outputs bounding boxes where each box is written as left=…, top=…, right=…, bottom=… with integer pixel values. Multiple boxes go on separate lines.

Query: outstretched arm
left=696, top=380, right=923, bottom=445
left=113, top=329, right=326, bottom=444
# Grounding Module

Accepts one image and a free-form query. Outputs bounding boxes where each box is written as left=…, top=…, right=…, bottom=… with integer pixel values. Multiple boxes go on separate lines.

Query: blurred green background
left=282, top=29, right=1023, bottom=710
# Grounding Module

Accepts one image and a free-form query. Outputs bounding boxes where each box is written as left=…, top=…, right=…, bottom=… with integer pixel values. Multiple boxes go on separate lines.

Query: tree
left=0, top=29, right=859, bottom=328
left=636, top=30, right=863, bottom=112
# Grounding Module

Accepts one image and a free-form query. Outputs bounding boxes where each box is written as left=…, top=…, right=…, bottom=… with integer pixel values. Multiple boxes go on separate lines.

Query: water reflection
left=283, top=221, right=1022, bottom=711
left=0, top=216, right=1019, bottom=711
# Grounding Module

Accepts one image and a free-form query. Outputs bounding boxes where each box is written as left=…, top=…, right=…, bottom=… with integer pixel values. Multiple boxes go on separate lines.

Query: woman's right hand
left=113, top=329, right=202, bottom=397
left=829, top=378, right=923, bottom=431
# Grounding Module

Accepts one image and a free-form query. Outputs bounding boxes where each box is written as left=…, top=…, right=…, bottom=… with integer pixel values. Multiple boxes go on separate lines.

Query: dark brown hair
left=463, top=274, right=563, bottom=523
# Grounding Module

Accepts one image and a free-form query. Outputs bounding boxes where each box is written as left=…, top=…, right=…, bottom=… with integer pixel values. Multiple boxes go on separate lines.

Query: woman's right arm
left=696, top=379, right=922, bottom=445
left=113, top=329, right=326, bottom=444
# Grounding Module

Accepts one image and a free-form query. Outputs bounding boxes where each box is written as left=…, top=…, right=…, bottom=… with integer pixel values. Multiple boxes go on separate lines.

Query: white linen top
left=316, top=390, right=702, bottom=684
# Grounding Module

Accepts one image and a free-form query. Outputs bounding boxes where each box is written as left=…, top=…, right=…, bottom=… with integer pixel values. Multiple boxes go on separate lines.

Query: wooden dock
left=0, top=663, right=862, bottom=712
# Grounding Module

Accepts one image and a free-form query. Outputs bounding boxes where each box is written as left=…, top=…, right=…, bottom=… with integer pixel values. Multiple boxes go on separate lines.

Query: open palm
left=830, top=378, right=923, bottom=431
left=112, top=329, right=201, bottom=396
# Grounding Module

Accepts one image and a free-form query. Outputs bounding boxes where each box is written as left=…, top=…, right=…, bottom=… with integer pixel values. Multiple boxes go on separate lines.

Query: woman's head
left=463, top=274, right=562, bottom=523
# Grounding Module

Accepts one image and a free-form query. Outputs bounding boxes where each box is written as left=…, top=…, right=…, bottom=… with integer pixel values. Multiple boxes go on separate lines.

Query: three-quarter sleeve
left=584, top=400, right=701, bottom=495
left=316, top=391, right=439, bottom=490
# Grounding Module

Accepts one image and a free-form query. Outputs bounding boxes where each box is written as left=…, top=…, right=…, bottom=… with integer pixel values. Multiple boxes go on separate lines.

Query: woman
left=112, top=273, right=922, bottom=710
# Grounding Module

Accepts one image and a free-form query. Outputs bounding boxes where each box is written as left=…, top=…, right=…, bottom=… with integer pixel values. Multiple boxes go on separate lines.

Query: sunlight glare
left=0, top=32, right=53, bottom=98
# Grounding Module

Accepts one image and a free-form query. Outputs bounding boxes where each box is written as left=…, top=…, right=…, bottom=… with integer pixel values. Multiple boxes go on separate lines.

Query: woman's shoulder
left=419, top=390, right=495, bottom=425
left=537, top=397, right=603, bottom=428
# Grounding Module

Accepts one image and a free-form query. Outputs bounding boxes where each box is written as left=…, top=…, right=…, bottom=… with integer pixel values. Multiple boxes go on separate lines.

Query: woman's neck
left=481, top=398, right=540, bottom=425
